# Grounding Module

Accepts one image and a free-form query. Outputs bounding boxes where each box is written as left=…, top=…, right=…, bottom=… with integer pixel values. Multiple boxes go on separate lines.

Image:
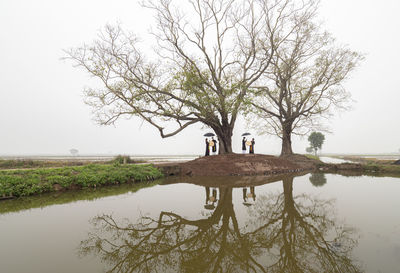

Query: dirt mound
left=179, top=154, right=316, bottom=176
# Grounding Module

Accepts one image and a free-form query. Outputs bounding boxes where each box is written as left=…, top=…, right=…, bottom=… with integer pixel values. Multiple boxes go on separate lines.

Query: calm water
left=1, top=174, right=400, bottom=273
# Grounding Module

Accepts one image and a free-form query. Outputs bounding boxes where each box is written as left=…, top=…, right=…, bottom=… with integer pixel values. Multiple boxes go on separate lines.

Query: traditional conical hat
left=209, top=141, right=215, bottom=147
left=246, top=141, right=252, bottom=146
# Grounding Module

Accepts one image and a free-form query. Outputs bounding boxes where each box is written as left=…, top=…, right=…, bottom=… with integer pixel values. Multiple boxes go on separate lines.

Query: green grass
left=0, top=164, right=163, bottom=198
left=0, top=180, right=161, bottom=215
left=304, top=154, right=321, bottom=161
left=361, top=163, right=400, bottom=173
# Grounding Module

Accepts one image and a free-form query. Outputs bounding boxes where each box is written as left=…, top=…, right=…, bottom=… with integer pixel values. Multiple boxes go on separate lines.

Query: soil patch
left=179, top=154, right=317, bottom=176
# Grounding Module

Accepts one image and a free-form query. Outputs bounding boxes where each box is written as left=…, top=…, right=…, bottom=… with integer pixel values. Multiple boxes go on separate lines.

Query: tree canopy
left=65, top=0, right=350, bottom=154
left=65, top=0, right=303, bottom=153
left=247, top=0, right=363, bottom=155
left=308, top=131, right=325, bottom=155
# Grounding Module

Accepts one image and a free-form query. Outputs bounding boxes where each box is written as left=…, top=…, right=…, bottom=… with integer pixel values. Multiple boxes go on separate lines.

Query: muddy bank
left=156, top=153, right=400, bottom=178
left=157, top=154, right=319, bottom=177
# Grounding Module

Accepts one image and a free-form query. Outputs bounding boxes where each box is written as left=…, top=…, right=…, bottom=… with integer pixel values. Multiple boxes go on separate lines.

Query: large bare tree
left=65, top=0, right=315, bottom=154
left=248, top=0, right=363, bottom=155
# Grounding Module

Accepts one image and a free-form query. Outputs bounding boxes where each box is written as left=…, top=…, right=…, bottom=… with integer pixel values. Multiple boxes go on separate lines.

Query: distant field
left=324, top=154, right=400, bottom=161
left=0, top=155, right=199, bottom=162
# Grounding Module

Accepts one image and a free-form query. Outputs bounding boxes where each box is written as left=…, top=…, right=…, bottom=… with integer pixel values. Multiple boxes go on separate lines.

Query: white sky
left=0, top=0, right=399, bottom=156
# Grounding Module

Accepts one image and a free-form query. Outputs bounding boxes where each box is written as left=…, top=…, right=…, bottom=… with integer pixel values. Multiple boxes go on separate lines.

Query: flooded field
left=0, top=155, right=199, bottom=163
left=1, top=173, right=400, bottom=272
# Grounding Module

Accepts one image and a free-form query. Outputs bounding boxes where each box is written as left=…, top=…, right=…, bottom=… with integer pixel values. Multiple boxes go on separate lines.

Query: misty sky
left=0, top=0, right=399, bottom=156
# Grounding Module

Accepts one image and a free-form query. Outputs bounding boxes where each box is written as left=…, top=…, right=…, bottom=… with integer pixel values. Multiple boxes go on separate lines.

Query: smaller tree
left=69, top=149, right=79, bottom=156
left=308, top=132, right=325, bottom=156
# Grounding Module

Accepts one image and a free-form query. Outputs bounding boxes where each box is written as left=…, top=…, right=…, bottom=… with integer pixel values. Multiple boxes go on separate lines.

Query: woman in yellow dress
left=249, top=138, right=255, bottom=154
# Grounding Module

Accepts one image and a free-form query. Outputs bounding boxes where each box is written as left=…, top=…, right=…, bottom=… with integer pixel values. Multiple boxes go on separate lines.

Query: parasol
left=241, top=132, right=251, bottom=136
left=203, top=132, right=215, bottom=137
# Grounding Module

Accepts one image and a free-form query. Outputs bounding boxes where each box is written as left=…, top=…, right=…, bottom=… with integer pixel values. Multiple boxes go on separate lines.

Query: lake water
left=1, top=173, right=400, bottom=273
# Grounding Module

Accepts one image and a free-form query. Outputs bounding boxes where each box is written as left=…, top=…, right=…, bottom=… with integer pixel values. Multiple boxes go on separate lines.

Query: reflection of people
left=242, top=187, right=256, bottom=206
left=242, top=137, right=247, bottom=154
left=211, top=137, right=218, bottom=155
left=204, top=187, right=218, bottom=210
left=249, top=138, right=255, bottom=154
left=205, top=138, right=210, bottom=156
left=250, top=186, right=256, bottom=201
left=242, top=188, right=247, bottom=202
left=211, top=188, right=218, bottom=201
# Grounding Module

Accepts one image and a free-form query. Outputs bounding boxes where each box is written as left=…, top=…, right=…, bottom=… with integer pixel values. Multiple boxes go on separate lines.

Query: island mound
left=178, top=154, right=318, bottom=176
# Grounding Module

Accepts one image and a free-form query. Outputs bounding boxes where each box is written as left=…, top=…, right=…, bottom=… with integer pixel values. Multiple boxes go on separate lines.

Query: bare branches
left=65, top=0, right=362, bottom=154
left=247, top=0, right=363, bottom=154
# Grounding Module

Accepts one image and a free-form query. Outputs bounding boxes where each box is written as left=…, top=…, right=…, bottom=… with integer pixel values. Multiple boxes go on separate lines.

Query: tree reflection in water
left=79, top=176, right=362, bottom=273
left=309, top=172, right=327, bottom=187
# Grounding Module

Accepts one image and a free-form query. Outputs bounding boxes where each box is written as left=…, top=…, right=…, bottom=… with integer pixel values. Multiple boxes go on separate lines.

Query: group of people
left=204, top=137, right=218, bottom=156
left=242, top=137, right=255, bottom=154
left=204, top=136, right=256, bottom=156
left=204, top=186, right=257, bottom=210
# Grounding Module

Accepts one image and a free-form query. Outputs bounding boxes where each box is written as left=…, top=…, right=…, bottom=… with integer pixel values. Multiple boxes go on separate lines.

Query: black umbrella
left=241, top=132, right=251, bottom=136
left=203, top=132, right=215, bottom=137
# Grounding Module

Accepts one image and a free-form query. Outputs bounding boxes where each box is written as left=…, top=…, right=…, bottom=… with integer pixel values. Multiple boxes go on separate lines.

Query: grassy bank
left=0, top=180, right=160, bottom=215
left=361, top=163, right=400, bottom=174
left=0, top=164, right=163, bottom=198
left=304, top=154, right=321, bottom=161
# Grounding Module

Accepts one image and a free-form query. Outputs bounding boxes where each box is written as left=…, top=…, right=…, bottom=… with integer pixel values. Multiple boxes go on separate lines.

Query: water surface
left=1, top=174, right=400, bottom=272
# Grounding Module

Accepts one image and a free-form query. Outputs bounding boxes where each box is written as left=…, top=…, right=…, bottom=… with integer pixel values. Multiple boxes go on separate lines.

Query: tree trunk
left=218, top=134, right=233, bottom=154
left=280, top=123, right=293, bottom=156
left=214, top=126, right=233, bottom=154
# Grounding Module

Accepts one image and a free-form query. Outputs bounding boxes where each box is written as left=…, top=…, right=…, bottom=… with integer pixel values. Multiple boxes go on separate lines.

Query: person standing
left=211, top=137, right=218, bottom=155
left=205, top=138, right=210, bottom=156
left=249, top=138, right=255, bottom=154
left=242, top=137, right=247, bottom=154
left=242, top=188, right=248, bottom=203
left=250, top=186, right=256, bottom=201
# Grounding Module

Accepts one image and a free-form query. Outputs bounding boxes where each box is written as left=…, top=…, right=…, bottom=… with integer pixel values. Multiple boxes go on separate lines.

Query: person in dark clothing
left=242, top=137, right=247, bottom=154
left=205, top=138, right=210, bottom=156
left=242, top=188, right=248, bottom=202
left=250, top=186, right=256, bottom=201
left=249, top=138, right=255, bottom=154
left=211, top=137, right=218, bottom=155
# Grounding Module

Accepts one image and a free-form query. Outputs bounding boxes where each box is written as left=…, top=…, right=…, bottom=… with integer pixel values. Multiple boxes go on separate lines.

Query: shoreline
left=0, top=164, right=163, bottom=200
left=2, top=154, right=400, bottom=200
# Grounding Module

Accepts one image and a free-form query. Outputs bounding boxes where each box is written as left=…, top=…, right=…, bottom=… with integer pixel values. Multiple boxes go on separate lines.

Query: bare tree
left=64, top=0, right=314, bottom=154
left=248, top=0, right=363, bottom=155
